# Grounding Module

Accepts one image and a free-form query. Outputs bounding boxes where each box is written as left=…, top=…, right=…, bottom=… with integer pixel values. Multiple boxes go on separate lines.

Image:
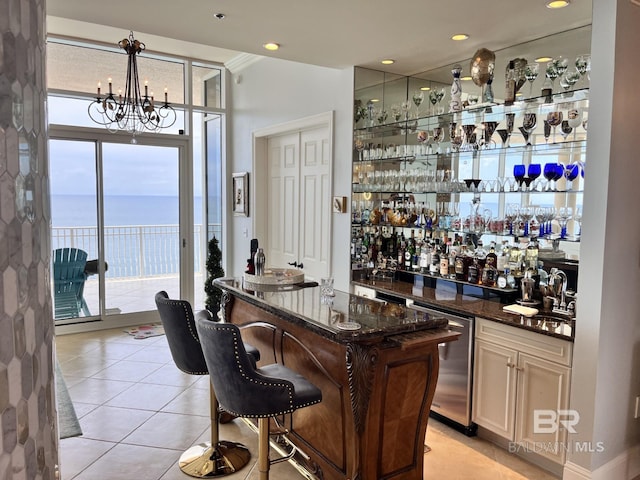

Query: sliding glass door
left=49, top=136, right=188, bottom=324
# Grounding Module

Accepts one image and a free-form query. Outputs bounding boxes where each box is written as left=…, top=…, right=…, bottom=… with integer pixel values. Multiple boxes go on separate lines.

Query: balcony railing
left=51, top=224, right=221, bottom=279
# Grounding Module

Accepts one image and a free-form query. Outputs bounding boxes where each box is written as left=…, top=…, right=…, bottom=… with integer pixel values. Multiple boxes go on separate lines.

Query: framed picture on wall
left=232, top=172, right=249, bottom=216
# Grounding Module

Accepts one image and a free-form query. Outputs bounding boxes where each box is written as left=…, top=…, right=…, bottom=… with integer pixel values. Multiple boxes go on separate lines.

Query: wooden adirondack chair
left=53, top=248, right=91, bottom=319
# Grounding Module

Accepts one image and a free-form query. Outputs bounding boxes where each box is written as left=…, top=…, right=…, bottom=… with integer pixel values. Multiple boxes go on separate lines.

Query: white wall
left=228, top=57, right=354, bottom=291
left=565, top=0, right=640, bottom=477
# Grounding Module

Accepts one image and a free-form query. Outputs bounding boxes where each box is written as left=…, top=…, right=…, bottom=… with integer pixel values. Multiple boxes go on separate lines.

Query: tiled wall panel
left=0, top=0, right=57, bottom=478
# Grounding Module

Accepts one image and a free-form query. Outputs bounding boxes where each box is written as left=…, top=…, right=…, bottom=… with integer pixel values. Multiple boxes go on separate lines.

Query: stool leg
left=178, top=380, right=251, bottom=477
left=258, top=417, right=270, bottom=480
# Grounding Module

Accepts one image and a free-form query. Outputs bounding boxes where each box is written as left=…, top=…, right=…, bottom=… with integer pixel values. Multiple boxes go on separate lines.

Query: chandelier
left=88, top=31, right=177, bottom=141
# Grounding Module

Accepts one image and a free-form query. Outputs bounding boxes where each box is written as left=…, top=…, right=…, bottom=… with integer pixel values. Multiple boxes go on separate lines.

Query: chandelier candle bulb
left=164, top=88, right=168, bottom=103
left=108, top=77, right=112, bottom=94
left=97, top=82, right=101, bottom=95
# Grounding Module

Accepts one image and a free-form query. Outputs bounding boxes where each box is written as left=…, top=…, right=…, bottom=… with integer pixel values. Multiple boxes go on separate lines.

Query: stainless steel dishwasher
left=409, top=301, right=477, bottom=436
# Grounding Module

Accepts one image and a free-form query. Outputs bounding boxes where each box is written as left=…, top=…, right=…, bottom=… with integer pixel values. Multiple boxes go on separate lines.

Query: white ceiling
left=46, top=0, right=592, bottom=76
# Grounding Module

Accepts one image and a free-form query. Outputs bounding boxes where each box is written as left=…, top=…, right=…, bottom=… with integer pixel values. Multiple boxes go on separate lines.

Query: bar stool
left=155, top=291, right=260, bottom=477
left=195, top=319, right=322, bottom=480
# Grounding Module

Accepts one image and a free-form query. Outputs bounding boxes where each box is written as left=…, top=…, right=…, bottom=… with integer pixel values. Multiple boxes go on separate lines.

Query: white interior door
left=263, top=122, right=331, bottom=281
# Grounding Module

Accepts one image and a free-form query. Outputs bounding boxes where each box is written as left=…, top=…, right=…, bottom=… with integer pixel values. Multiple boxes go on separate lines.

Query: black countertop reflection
left=215, top=278, right=450, bottom=343
left=352, top=278, right=574, bottom=341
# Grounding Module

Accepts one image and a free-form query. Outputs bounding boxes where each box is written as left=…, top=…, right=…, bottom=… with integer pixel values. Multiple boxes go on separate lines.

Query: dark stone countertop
left=215, top=277, right=454, bottom=344
left=352, top=278, right=574, bottom=342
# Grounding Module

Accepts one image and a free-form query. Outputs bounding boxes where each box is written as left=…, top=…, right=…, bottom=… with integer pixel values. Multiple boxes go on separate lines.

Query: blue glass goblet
left=527, top=163, right=541, bottom=191
left=513, top=164, right=526, bottom=191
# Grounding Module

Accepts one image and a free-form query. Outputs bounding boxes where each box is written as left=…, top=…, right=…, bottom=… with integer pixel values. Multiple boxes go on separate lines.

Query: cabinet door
left=472, top=339, right=518, bottom=440
left=515, top=352, right=572, bottom=464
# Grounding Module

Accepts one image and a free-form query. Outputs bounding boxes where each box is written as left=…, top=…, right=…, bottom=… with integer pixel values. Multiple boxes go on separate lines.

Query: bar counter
left=215, top=277, right=459, bottom=480
left=352, top=278, right=574, bottom=341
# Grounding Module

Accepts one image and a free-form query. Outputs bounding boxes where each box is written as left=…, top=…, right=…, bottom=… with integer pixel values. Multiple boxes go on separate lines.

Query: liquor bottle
left=455, top=245, right=468, bottom=281
left=439, top=242, right=450, bottom=277
left=525, top=238, right=539, bottom=270
left=475, top=240, right=488, bottom=268
left=504, top=60, right=516, bottom=106
left=397, top=240, right=405, bottom=271
left=486, top=242, right=498, bottom=269
left=429, top=242, right=440, bottom=275
left=496, top=241, right=509, bottom=273
left=467, top=257, right=480, bottom=284
left=508, top=243, right=524, bottom=275
left=448, top=242, right=457, bottom=277
left=481, top=261, right=498, bottom=287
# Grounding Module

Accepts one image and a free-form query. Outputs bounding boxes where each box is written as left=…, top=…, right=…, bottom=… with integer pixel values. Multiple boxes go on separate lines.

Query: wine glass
left=435, top=87, right=446, bottom=114
left=432, top=126, right=444, bottom=154
left=560, top=70, right=580, bottom=92
left=497, top=129, right=510, bottom=148
left=462, top=124, right=477, bottom=151
left=553, top=56, right=569, bottom=77
left=559, top=120, right=573, bottom=142
left=564, top=162, right=580, bottom=190
left=544, top=162, right=558, bottom=191
left=429, top=90, right=438, bottom=115
left=513, top=164, right=526, bottom=191
left=567, top=108, right=583, bottom=141
left=572, top=206, right=583, bottom=240
left=545, top=62, right=559, bottom=90
left=522, top=112, right=537, bottom=146
left=412, top=90, right=424, bottom=117
left=390, top=104, right=402, bottom=123
left=482, top=121, right=498, bottom=148
left=575, top=54, right=591, bottom=87
left=556, top=207, right=573, bottom=239
left=543, top=120, right=551, bottom=144
left=524, top=62, right=539, bottom=98
left=528, top=163, right=542, bottom=191
left=401, top=100, right=412, bottom=120
left=546, top=111, right=563, bottom=143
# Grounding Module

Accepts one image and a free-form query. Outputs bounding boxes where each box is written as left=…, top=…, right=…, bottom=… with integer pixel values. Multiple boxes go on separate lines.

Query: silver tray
left=243, top=268, right=305, bottom=286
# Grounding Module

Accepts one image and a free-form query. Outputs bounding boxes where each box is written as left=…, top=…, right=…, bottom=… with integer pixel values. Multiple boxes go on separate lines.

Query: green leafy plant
left=204, top=236, right=225, bottom=313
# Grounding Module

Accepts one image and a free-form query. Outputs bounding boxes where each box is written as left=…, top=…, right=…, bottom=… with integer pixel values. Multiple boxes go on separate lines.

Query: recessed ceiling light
left=546, top=0, right=570, bottom=8
left=451, top=33, right=469, bottom=41
left=381, top=59, right=395, bottom=65
left=263, top=42, right=280, bottom=51
left=370, top=98, right=380, bottom=103
left=460, top=76, right=472, bottom=81
left=535, top=56, right=553, bottom=63
left=420, top=87, right=431, bottom=91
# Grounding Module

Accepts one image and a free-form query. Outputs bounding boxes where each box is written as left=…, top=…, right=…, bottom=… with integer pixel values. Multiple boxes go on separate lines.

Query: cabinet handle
left=506, top=362, right=515, bottom=369
left=515, top=366, right=524, bottom=372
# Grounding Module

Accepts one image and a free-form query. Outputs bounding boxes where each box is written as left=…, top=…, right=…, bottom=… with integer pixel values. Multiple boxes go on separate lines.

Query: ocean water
left=51, top=195, right=214, bottom=278
left=51, top=195, right=207, bottom=227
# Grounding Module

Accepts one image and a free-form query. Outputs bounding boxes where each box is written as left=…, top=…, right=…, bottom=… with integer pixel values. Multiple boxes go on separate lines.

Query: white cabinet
left=472, top=318, right=572, bottom=464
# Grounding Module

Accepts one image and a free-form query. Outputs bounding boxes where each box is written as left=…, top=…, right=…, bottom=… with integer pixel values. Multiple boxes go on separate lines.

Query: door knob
left=288, top=261, right=304, bottom=269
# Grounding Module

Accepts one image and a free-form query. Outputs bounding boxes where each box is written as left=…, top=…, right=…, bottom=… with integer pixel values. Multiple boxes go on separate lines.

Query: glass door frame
left=49, top=124, right=192, bottom=328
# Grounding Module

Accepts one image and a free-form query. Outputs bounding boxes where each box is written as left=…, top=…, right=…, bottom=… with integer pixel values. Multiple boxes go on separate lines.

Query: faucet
left=548, top=268, right=574, bottom=317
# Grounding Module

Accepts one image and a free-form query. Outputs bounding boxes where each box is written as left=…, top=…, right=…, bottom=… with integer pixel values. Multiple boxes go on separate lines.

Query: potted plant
left=204, top=236, right=225, bottom=316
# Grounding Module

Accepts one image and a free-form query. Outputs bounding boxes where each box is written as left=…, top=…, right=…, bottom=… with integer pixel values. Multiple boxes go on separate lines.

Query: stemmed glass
left=462, top=124, right=477, bottom=151
left=560, top=70, right=581, bottom=92
left=429, top=90, right=438, bottom=116
left=545, top=62, right=559, bottom=91
left=513, top=164, right=526, bottom=191
left=412, top=90, right=424, bottom=117
left=528, top=163, right=542, bottom=191
left=572, top=206, right=583, bottom=240
left=560, top=120, right=573, bottom=142
left=544, top=162, right=560, bottom=191
left=435, top=88, right=446, bottom=114
left=575, top=54, right=591, bottom=87
left=556, top=207, right=573, bottom=239
left=390, top=104, right=402, bottom=123
left=401, top=100, right=412, bottom=120
left=553, top=56, right=569, bottom=77
left=546, top=111, right=563, bottom=143
left=567, top=108, right=583, bottom=141
left=564, top=162, right=580, bottom=190
left=482, top=121, right=498, bottom=148
left=505, top=204, right=520, bottom=235
left=543, top=120, right=551, bottom=145
left=521, top=113, right=537, bottom=146
left=432, top=127, right=445, bottom=154
left=520, top=206, right=534, bottom=237
left=524, top=63, right=539, bottom=98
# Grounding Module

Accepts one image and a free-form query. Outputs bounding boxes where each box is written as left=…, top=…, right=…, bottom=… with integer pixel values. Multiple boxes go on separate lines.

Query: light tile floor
left=57, top=327, right=560, bottom=480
